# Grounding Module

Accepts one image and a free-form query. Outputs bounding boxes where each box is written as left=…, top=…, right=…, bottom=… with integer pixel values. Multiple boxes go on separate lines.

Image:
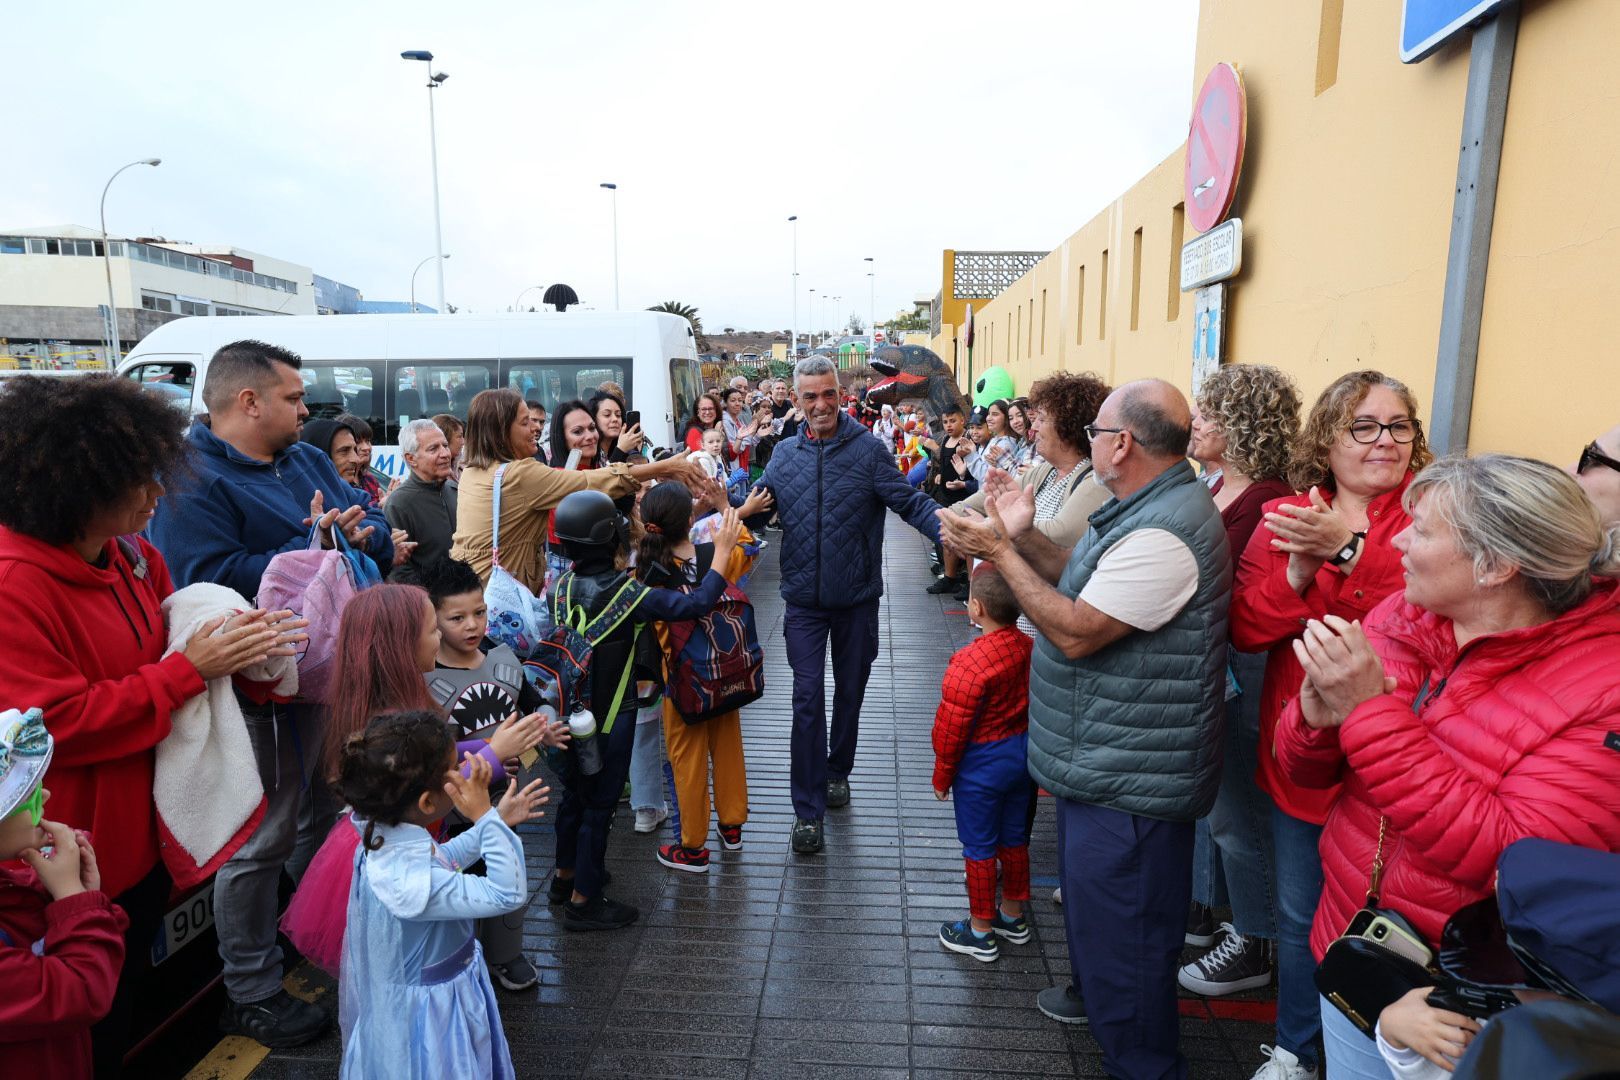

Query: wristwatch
left=1328, top=531, right=1366, bottom=567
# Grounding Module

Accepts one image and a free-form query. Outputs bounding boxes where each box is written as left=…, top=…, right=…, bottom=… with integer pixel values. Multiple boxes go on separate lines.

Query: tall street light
left=808, top=288, right=816, bottom=346
left=411, top=253, right=450, bottom=313
left=600, top=183, right=620, bottom=309
left=99, top=158, right=160, bottom=365
left=515, top=285, right=544, bottom=312
left=788, top=215, right=798, bottom=356
left=401, top=50, right=448, bottom=314
left=864, top=257, right=875, bottom=344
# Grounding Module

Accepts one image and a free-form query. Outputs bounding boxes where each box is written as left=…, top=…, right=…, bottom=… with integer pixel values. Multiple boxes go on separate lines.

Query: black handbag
left=1315, top=934, right=1437, bottom=1036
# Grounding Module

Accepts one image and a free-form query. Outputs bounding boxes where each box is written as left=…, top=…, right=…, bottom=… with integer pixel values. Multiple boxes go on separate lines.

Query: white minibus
left=118, top=311, right=705, bottom=479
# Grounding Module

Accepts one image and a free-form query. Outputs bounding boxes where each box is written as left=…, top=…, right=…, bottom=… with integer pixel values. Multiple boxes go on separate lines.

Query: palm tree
left=648, top=300, right=705, bottom=347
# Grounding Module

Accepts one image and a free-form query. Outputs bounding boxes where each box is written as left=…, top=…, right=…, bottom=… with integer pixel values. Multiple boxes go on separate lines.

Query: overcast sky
left=7, top=1, right=1199, bottom=331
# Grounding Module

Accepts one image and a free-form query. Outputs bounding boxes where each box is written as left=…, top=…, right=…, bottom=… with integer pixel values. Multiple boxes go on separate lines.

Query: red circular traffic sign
left=1185, top=63, right=1247, bottom=234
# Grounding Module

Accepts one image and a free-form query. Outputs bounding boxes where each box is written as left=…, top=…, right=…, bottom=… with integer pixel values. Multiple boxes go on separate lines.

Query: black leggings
left=552, top=706, right=637, bottom=900
left=92, top=863, right=170, bottom=1078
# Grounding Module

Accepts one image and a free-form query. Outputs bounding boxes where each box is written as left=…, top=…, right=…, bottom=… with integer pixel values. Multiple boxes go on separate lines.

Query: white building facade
left=0, top=225, right=315, bottom=368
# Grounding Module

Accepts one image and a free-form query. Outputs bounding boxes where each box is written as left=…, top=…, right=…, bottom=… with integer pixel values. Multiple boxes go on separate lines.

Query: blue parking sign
left=1401, top=0, right=1516, bottom=62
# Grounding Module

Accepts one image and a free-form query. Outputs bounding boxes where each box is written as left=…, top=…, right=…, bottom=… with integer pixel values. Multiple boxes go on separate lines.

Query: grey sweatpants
left=215, top=702, right=318, bottom=1003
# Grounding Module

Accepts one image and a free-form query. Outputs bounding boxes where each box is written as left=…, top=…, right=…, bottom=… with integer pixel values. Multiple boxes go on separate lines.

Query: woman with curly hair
left=952, top=372, right=1112, bottom=611
left=1228, top=369, right=1432, bottom=1080
left=0, top=374, right=305, bottom=1073
left=1179, top=365, right=1301, bottom=1003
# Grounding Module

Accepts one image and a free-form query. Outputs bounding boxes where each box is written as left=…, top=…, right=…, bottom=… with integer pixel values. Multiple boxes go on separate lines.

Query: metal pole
left=411, top=254, right=443, bottom=314
left=426, top=82, right=447, bottom=313
left=789, top=216, right=798, bottom=357
left=1430, top=6, right=1519, bottom=453
left=865, top=257, right=875, bottom=342
left=611, top=187, right=620, bottom=308
left=99, top=159, right=159, bottom=365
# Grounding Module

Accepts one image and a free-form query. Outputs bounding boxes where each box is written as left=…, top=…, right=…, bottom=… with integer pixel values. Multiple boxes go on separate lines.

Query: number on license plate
left=150, top=882, right=216, bottom=966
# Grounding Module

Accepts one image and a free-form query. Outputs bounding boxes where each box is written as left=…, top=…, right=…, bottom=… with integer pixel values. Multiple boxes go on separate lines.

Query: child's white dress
left=339, top=809, right=526, bottom=1080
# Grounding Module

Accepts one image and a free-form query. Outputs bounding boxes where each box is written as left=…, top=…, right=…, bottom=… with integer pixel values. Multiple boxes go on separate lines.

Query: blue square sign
left=1401, top=0, right=1515, bottom=63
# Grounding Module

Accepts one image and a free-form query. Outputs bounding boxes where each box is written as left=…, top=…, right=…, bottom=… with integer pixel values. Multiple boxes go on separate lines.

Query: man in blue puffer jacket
left=757, top=356, right=943, bottom=854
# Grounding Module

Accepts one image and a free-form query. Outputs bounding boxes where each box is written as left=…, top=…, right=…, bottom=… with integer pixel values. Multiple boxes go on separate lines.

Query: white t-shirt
left=1078, top=528, right=1199, bottom=631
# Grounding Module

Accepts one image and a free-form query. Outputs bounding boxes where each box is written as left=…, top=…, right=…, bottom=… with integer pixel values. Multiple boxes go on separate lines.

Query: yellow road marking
left=182, top=964, right=330, bottom=1080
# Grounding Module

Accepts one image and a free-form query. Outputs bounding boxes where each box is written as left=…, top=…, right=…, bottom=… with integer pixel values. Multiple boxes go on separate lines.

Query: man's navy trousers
left=782, top=599, right=880, bottom=820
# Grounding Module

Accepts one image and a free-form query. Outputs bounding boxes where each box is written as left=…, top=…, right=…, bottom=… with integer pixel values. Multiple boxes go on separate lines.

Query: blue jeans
left=1320, top=996, right=1397, bottom=1078
left=628, top=702, right=667, bottom=813
left=1192, top=649, right=1278, bottom=939
left=1274, top=806, right=1326, bottom=1066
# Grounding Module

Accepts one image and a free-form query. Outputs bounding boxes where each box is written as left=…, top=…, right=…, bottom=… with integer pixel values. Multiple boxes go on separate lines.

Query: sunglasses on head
left=1577, top=441, right=1620, bottom=476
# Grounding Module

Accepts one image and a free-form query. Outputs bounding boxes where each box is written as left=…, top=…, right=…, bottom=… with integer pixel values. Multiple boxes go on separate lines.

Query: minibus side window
left=124, top=361, right=196, bottom=414
left=300, top=360, right=384, bottom=436
left=503, top=361, right=629, bottom=411
left=388, top=360, right=498, bottom=428
left=668, top=357, right=702, bottom=434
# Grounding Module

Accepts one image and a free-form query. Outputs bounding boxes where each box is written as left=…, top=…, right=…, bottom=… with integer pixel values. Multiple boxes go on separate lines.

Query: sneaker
left=657, top=843, right=710, bottom=873
left=563, top=894, right=639, bottom=931
left=991, top=909, right=1031, bottom=944
left=926, top=575, right=963, bottom=595
left=791, top=817, right=824, bottom=854
left=1052, top=886, right=1062, bottom=905
left=717, top=824, right=743, bottom=850
left=546, top=868, right=611, bottom=905
left=826, top=778, right=850, bottom=808
left=620, top=782, right=631, bottom=803
left=1035, top=984, right=1088, bottom=1025
left=1178, top=924, right=1274, bottom=996
left=634, top=806, right=670, bottom=834
left=929, top=559, right=944, bottom=576
left=1186, top=900, right=1219, bottom=948
left=1249, top=1045, right=1318, bottom=1080
left=938, top=919, right=999, bottom=962
left=952, top=581, right=970, bottom=603
left=490, top=954, right=540, bottom=991
left=219, top=988, right=329, bottom=1049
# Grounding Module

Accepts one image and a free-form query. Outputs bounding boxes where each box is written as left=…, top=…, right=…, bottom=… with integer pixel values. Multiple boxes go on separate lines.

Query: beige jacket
left=451, top=457, right=637, bottom=593
left=954, top=459, right=1109, bottom=550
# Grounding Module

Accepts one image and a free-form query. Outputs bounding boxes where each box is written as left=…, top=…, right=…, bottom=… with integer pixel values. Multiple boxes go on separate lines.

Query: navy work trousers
left=1058, top=797, right=1194, bottom=1080
left=783, top=599, right=881, bottom=820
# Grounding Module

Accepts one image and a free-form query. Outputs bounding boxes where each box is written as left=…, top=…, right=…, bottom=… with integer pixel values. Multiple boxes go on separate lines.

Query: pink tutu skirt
left=279, top=813, right=361, bottom=976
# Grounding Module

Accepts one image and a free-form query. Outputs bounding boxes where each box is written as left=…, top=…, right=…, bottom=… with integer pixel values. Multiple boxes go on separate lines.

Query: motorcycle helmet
left=553, top=489, right=624, bottom=560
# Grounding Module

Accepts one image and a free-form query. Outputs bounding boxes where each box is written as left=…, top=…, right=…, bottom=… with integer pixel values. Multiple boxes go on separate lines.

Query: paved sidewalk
left=252, top=517, right=1275, bottom=1079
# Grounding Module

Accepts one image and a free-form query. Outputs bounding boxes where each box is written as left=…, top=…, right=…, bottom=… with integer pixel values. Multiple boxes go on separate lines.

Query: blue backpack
left=662, top=544, right=765, bottom=724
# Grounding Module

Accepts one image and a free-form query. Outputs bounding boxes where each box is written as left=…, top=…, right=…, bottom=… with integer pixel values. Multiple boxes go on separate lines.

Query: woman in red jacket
left=1228, top=370, right=1432, bottom=1080
left=0, top=375, right=302, bottom=1075
left=1282, top=454, right=1620, bottom=1077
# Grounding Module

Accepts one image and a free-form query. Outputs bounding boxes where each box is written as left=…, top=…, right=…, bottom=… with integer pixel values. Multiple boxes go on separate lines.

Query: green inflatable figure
left=972, top=366, right=1016, bottom=407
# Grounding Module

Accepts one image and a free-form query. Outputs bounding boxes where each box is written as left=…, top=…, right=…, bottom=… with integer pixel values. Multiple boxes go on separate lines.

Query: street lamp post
left=600, top=183, right=619, bottom=309
left=864, top=257, right=875, bottom=344
left=411, top=254, right=450, bottom=313
left=788, top=215, right=798, bottom=356
left=99, top=158, right=160, bottom=365
left=808, top=288, right=816, bottom=346
left=515, top=285, right=543, bottom=312
left=401, top=51, right=448, bottom=314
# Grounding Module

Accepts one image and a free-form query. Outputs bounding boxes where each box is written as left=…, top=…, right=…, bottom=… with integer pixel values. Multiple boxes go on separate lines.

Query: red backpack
left=663, top=544, right=765, bottom=724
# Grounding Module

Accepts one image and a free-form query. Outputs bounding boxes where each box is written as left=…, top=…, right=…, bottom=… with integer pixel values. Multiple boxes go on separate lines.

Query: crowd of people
left=0, top=342, right=1617, bottom=1079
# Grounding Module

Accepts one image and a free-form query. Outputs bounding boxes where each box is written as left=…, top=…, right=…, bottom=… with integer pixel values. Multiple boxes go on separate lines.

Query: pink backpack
left=257, top=525, right=381, bottom=703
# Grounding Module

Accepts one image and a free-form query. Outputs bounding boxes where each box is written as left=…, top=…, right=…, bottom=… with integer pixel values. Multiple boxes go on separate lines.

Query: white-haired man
left=385, top=418, right=457, bottom=579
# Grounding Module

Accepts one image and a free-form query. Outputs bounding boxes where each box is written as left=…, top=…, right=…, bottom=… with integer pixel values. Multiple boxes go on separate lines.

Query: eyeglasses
left=1347, top=419, right=1422, bottom=445
left=1578, top=440, right=1620, bottom=476
left=1084, top=424, right=1129, bottom=442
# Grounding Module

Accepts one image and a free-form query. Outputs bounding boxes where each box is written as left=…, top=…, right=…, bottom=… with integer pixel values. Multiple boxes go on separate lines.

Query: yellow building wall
left=941, top=0, right=1619, bottom=465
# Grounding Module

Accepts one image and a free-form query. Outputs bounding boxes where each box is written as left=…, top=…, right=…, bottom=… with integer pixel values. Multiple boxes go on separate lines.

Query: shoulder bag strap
left=490, top=462, right=509, bottom=568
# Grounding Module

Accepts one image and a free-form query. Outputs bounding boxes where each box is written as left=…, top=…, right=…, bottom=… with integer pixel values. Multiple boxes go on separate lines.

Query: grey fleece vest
left=1027, top=460, right=1232, bottom=822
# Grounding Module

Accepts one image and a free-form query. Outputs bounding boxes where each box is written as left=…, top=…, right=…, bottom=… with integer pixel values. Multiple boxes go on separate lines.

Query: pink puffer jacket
left=1276, top=579, right=1620, bottom=961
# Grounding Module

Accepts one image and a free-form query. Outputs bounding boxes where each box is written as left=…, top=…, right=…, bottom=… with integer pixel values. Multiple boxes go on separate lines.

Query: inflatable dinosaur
left=866, top=344, right=969, bottom=437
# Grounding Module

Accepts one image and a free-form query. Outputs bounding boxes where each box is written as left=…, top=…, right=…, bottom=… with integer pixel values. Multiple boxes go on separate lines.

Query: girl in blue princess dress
left=334, top=710, right=549, bottom=1080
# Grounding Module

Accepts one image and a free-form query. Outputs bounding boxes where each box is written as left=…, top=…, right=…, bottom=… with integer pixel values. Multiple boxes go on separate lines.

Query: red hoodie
left=0, top=528, right=205, bottom=897
left=0, top=865, right=128, bottom=1080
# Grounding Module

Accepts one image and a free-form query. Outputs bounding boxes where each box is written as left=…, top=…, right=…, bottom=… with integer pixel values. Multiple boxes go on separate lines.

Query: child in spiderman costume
left=932, top=563, right=1036, bottom=963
